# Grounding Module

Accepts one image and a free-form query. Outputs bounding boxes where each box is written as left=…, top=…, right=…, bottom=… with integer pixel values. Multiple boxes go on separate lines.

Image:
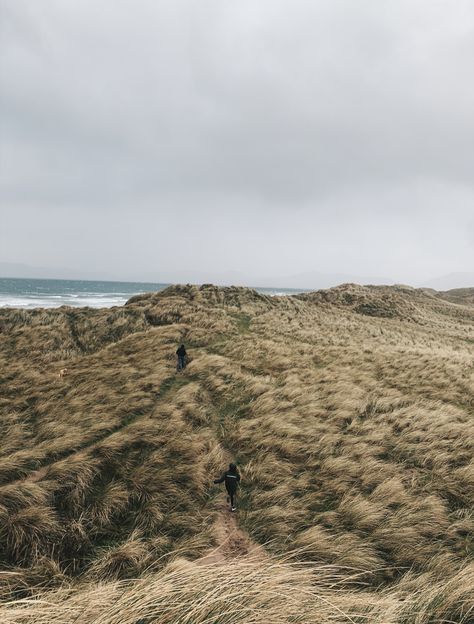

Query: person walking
left=176, top=344, right=187, bottom=371
left=214, top=463, right=241, bottom=511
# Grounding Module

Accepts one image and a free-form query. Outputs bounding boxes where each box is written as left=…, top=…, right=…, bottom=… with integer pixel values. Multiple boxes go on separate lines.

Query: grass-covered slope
left=0, top=283, right=472, bottom=622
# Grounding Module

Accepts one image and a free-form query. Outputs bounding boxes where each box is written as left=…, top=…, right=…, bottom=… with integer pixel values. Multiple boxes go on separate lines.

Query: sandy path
left=198, top=501, right=266, bottom=565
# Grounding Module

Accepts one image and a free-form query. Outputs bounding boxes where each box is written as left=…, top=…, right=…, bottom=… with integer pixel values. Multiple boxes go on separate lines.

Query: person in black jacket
left=176, top=344, right=187, bottom=371
left=214, top=463, right=241, bottom=511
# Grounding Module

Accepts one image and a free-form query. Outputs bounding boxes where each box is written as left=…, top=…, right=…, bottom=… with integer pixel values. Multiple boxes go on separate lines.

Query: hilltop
left=437, top=287, right=474, bottom=307
left=0, top=283, right=473, bottom=623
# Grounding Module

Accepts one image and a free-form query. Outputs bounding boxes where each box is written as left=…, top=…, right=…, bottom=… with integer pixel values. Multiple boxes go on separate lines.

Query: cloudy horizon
left=1, top=0, right=473, bottom=288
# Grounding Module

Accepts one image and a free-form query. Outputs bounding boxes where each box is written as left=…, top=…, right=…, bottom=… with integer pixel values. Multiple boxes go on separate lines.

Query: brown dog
left=58, top=368, right=68, bottom=379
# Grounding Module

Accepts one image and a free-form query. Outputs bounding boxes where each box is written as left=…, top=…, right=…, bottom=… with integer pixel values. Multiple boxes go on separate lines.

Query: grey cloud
left=0, top=0, right=473, bottom=285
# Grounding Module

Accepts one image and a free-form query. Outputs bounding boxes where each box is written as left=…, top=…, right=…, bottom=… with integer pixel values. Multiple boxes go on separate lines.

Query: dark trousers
left=227, top=488, right=237, bottom=507
left=177, top=355, right=186, bottom=370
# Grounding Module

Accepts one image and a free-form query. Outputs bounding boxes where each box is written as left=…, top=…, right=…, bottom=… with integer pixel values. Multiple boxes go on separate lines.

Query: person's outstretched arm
left=213, top=472, right=225, bottom=484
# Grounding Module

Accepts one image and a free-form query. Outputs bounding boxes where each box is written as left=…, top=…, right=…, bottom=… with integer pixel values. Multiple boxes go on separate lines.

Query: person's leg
left=230, top=492, right=234, bottom=509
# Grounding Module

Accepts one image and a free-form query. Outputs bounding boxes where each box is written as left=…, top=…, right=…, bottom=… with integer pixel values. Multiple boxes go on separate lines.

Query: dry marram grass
left=0, top=283, right=472, bottom=622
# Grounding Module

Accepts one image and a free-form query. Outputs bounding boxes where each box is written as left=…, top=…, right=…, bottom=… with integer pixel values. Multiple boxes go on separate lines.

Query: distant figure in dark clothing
left=176, top=344, right=187, bottom=371
left=214, top=463, right=241, bottom=511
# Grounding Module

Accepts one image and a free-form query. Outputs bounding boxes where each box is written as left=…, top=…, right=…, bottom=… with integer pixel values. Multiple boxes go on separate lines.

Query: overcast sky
left=1, top=0, right=473, bottom=286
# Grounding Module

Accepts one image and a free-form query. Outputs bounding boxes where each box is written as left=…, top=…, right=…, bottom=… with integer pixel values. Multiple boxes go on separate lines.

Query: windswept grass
left=0, top=283, right=473, bottom=621
left=0, top=553, right=472, bottom=623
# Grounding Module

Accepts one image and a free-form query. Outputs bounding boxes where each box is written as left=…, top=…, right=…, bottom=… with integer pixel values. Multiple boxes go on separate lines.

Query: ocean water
left=0, top=277, right=307, bottom=309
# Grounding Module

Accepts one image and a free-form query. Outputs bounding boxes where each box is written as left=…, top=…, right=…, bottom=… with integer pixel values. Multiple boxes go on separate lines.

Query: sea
left=0, top=277, right=308, bottom=309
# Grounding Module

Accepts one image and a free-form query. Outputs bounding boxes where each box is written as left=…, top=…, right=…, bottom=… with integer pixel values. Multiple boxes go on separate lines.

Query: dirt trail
left=198, top=501, right=266, bottom=565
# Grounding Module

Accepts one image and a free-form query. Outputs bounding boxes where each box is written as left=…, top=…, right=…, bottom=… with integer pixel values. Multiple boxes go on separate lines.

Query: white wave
left=0, top=294, right=130, bottom=309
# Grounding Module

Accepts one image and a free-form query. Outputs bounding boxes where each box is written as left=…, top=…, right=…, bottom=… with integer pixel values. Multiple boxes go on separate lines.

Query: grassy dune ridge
left=0, top=283, right=472, bottom=622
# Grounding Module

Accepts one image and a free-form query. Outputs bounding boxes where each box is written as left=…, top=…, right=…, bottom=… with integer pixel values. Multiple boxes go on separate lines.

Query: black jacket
left=214, top=470, right=241, bottom=493
left=176, top=346, right=186, bottom=357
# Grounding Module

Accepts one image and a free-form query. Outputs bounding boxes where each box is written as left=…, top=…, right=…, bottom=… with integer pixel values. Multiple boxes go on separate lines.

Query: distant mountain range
left=136, top=269, right=394, bottom=290
left=1, top=261, right=472, bottom=291
left=421, top=272, right=474, bottom=291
